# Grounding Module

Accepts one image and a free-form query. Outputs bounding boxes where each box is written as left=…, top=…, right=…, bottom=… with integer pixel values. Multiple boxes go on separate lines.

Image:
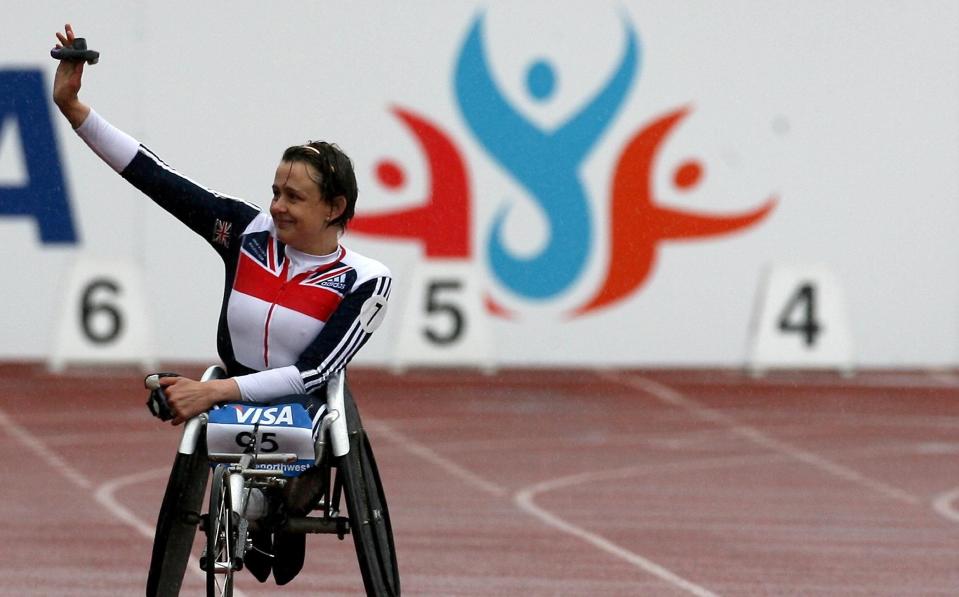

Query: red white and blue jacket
left=76, top=110, right=391, bottom=402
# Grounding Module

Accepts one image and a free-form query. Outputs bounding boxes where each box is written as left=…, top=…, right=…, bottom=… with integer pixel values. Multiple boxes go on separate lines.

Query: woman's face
left=270, top=160, right=332, bottom=253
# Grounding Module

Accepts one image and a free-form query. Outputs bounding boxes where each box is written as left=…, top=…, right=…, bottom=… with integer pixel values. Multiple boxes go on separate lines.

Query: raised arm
left=50, top=24, right=260, bottom=250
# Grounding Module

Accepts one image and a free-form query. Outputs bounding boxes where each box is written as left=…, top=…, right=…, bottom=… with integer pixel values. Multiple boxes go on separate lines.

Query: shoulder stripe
left=298, top=274, right=392, bottom=391
left=302, top=319, right=366, bottom=391
left=371, top=276, right=393, bottom=300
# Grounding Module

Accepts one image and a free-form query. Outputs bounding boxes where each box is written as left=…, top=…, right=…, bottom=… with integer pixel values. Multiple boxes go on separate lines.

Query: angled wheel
left=206, top=464, right=237, bottom=596
left=146, top=437, right=209, bottom=597
left=339, top=391, right=400, bottom=596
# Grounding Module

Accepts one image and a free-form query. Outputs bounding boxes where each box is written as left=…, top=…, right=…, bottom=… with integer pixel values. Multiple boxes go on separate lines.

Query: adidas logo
left=319, top=273, right=348, bottom=291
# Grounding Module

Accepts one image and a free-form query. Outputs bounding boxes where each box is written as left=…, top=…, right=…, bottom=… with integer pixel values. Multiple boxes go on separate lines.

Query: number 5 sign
left=48, top=257, right=156, bottom=372
left=746, top=264, right=854, bottom=375
left=391, top=259, right=495, bottom=372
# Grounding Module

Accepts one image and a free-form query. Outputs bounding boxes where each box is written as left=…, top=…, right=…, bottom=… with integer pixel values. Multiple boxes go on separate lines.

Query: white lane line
left=927, top=370, right=959, bottom=387
left=0, top=406, right=92, bottom=490
left=931, top=487, right=959, bottom=523
left=93, top=466, right=169, bottom=539
left=515, top=489, right=717, bottom=597
left=513, top=458, right=794, bottom=597
left=603, top=372, right=921, bottom=506
left=94, top=466, right=248, bottom=596
left=0, top=405, right=242, bottom=595
left=514, top=454, right=813, bottom=594
left=367, top=420, right=508, bottom=497
left=369, top=417, right=721, bottom=595
left=43, top=430, right=168, bottom=447
left=696, top=370, right=959, bottom=389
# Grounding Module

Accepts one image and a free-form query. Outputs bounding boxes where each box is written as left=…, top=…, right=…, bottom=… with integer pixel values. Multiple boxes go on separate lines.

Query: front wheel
left=206, top=464, right=237, bottom=597
left=340, top=429, right=400, bottom=596
left=146, top=438, right=209, bottom=597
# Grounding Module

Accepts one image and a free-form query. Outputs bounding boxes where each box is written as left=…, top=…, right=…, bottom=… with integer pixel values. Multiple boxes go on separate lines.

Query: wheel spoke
left=207, top=465, right=235, bottom=596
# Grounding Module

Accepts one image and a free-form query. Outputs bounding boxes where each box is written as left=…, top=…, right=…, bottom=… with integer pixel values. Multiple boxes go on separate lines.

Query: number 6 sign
left=48, top=257, right=156, bottom=372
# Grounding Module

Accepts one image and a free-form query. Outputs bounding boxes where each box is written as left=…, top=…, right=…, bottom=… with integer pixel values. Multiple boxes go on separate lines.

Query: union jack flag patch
left=213, top=219, right=232, bottom=247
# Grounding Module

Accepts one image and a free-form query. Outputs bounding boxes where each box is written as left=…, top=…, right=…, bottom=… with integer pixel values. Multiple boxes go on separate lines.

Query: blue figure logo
left=0, top=69, right=78, bottom=244
left=455, top=14, right=639, bottom=300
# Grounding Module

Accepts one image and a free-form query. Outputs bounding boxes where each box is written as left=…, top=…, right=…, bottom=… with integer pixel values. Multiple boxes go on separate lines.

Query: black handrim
left=341, top=429, right=400, bottom=596
left=360, top=432, right=399, bottom=593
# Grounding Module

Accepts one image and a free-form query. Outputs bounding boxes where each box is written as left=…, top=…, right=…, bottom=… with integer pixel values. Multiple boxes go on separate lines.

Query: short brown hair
left=282, top=141, right=358, bottom=228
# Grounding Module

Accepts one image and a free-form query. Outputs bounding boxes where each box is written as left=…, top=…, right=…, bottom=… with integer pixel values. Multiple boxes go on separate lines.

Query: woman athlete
left=52, top=24, right=392, bottom=585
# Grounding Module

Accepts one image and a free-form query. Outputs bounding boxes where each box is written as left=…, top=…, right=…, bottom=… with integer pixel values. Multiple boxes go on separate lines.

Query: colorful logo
left=351, top=13, right=775, bottom=317
left=209, top=403, right=311, bottom=427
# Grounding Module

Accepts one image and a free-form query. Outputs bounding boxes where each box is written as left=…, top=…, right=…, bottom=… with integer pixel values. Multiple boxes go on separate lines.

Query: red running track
left=1, top=363, right=958, bottom=595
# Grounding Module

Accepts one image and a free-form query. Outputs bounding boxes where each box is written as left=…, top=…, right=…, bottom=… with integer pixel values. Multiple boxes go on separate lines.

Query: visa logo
left=235, top=405, right=296, bottom=426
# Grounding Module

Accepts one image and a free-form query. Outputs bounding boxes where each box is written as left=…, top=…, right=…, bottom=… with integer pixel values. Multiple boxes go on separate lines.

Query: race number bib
left=207, top=403, right=316, bottom=477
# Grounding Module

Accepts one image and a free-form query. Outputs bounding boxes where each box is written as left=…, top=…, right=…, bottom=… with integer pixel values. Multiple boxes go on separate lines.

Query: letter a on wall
left=0, top=69, right=78, bottom=244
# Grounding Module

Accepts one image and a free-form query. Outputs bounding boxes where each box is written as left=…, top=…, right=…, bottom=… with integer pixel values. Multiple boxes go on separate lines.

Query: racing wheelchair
left=143, top=366, right=399, bottom=596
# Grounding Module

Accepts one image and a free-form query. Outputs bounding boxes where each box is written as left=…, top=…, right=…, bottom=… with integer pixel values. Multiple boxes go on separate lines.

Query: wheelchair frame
left=145, top=367, right=399, bottom=597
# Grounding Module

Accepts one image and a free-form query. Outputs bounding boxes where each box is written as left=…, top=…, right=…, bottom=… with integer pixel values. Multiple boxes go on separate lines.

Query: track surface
left=1, top=364, right=958, bottom=595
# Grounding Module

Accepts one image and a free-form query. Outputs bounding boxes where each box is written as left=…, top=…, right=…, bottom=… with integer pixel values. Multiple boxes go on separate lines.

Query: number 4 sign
left=48, top=257, right=156, bottom=372
left=391, top=259, right=495, bottom=372
left=746, top=264, right=854, bottom=375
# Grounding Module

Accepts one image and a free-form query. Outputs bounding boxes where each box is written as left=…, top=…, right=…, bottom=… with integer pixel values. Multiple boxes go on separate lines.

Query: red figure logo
left=350, top=107, right=471, bottom=259
left=572, top=106, right=776, bottom=315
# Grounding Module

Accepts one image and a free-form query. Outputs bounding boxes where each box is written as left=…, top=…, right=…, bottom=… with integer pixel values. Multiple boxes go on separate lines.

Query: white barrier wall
left=2, top=2, right=958, bottom=368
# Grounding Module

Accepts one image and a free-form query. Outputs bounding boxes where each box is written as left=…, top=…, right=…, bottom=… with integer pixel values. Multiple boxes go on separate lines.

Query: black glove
left=144, top=372, right=180, bottom=421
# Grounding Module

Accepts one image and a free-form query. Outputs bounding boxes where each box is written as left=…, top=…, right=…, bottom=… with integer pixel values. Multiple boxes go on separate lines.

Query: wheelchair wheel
left=146, top=437, right=209, bottom=597
left=340, top=393, right=400, bottom=596
left=206, top=464, right=237, bottom=596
